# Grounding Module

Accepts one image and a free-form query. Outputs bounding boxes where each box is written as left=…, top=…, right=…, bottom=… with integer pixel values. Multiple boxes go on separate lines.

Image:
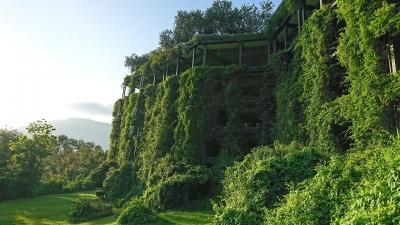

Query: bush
left=213, top=143, right=324, bottom=225
left=68, top=199, right=112, bottom=224
left=86, top=160, right=118, bottom=189
left=141, top=163, right=211, bottom=211
left=95, top=189, right=107, bottom=200
left=265, top=140, right=400, bottom=224
left=34, top=179, right=64, bottom=195
left=117, top=200, right=156, bottom=225
left=102, top=163, right=142, bottom=203
left=63, top=179, right=91, bottom=192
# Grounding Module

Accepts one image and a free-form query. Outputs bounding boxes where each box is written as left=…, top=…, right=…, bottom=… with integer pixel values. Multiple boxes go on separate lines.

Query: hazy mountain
left=50, top=118, right=111, bottom=150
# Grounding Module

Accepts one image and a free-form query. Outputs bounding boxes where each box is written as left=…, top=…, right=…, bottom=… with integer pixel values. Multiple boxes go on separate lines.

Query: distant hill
left=50, top=118, right=111, bottom=150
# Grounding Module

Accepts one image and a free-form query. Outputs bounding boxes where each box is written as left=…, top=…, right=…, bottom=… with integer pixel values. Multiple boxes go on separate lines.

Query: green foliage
left=34, top=178, right=65, bottom=195
left=107, top=0, right=400, bottom=222
left=8, top=135, right=49, bottom=197
left=117, top=199, right=156, bottom=225
left=43, top=136, right=106, bottom=184
left=125, top=53, right=149, bottom=74
left=117, top=93, right=145, bottom=164
left=159, top=0, right=273, bottom=48
left=274, top=0, right=400, bottom=149
left=0, top=128, right=20, bottom=199
left=297, top=6, right=343, bottom=151
left=0, top=128, right=20, bottom=168
left=108, top=98, right=125, bottom=161
left=173, top=66, right=243, bottom=163
left=86, top=160, right=118, bottom=189
left=140, top=163, right=211, bottom=211
left=272, top=51, right=305, bottom=143
left=265, top=140, right=400, bottom=225
left=68, top=198, right=112, bottom=224
left=335, top=0, right=400, bottom=147
left=213, top=143, right=323, bottom=225
left=102, top=163, right=142, bottom=203
left=139, top=76, right=179, bottom=187
left=335, top=162, right=400, bottom=224
left=0, top=122, right=106, bottom=200
left=27, top=119, right=57, bottom=150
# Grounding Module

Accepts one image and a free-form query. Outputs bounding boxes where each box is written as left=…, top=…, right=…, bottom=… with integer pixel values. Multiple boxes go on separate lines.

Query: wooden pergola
left=123, top=0, right=338, bottom=94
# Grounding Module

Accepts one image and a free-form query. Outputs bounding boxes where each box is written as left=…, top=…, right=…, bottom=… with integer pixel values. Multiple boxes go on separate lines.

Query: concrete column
left=192, top=46, right=197, bottom=68
left=239, top=41, right=244, bottom=65
left=175, top=57, right=179, bottom=76
left=202, top=45, right=207, bottom=66
left=284, top=25, right=288, bottom=50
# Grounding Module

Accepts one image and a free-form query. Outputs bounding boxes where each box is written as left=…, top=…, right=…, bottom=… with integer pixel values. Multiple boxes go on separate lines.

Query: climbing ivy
left=173, top=66, right=244, bottom=164
left=118, top=91, right=145, bottom=164
left=108, top=98, right=124, bottom=161
left=272, top=51, right=305, bottom=144
left=106, top=1, right=400, bottom=223
left=139, top=76, right=179, bottom=187
left=297, top=6, right=343, bottom=152
left=336, top=0, right=400, bottom=147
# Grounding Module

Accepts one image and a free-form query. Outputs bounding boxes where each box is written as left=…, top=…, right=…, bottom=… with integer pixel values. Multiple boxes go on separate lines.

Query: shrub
left=95, top=189, right=107, bottom=200
left=86, top=160, right=118, bottom=189
left=117, top=199, right=156, bottom=225
left=265, top=140, right=400, bottom=224
left=102, top=163, right=142, bottom=203
left=63, top=179, right=90, bottom=192
left=34, top=179, right=64, bottom=195
left=68, top=199, right=112, bottom=224
left=141, top=163, right=211, bottom=211
left=213, top=143, right=324, bottom=225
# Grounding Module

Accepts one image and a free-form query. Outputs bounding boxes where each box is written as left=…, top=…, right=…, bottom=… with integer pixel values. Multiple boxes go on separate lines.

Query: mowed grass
left=0, top=191, right=214, bottom=225
left=0, top=191, right=118, bottom=225
left=154, top=210, right=213, bottom=225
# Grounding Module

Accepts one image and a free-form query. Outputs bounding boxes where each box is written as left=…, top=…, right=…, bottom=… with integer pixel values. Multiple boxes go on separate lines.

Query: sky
left=0, top=0, right=281, bottom=128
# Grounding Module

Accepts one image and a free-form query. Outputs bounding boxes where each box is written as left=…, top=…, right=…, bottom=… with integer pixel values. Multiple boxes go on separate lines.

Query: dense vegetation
left=0, top=120, right=106, bottom=200
left=2, top=0, right=400, bottom=225
left=98, top=0, right=400, bottom=224
left=102, top=0, right=400, bottom=224
left=68, top=198, right=112, bottom=223
left=213, top=0, right=400, bottom=224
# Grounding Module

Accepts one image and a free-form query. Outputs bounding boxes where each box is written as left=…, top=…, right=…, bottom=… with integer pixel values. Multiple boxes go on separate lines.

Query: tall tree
left=158, top=0, right=274, bottom=48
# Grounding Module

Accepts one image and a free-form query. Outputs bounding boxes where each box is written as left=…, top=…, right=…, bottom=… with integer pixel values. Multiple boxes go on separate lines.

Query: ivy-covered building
left=108, top=0, right=400, bottom=213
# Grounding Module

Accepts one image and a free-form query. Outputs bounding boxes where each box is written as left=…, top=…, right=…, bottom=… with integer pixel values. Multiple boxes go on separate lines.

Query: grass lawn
left=0, top=191, right=213, bottom=225
left=0, top=191, right=117, bottom=225
left=154, top=210, right=213, bottom=225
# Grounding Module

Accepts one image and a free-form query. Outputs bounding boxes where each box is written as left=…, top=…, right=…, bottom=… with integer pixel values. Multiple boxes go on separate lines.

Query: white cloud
left=0, top=30, right=115, bottom=128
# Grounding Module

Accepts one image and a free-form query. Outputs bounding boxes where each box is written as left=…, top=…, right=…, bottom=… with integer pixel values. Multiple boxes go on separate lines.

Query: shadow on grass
left=153, top=210, right=213, bottom=225
left=152, top=217, right=175, bottom=225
